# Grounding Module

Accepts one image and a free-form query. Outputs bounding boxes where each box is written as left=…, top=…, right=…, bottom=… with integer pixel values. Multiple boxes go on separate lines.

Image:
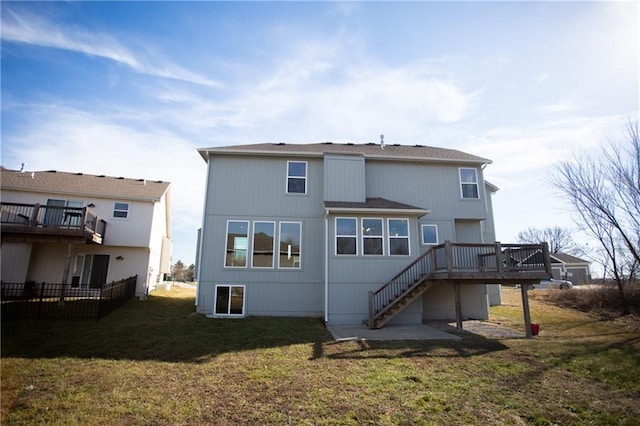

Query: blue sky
left=2, top=1, right=638, bottom=267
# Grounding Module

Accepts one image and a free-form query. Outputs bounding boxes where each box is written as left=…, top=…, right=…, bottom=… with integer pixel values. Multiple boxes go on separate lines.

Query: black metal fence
left=1, top=275, right=137, bottom=321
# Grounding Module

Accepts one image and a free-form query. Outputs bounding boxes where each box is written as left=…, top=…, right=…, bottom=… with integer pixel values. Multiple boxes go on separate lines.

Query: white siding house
left=1, top=167, right=172, bottom=297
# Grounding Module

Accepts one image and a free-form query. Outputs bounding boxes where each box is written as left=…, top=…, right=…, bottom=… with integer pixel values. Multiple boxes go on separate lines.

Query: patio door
left=71, top=254, right=110, bottom=288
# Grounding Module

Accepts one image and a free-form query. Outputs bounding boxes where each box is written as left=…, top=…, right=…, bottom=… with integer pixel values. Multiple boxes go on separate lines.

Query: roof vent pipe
left=19, top=163, right=26, bottom=172
left=380, top=134, right=385, bottom=150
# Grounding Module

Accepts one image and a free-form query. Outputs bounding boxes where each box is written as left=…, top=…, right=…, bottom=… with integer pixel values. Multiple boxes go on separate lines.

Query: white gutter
left=324, top=209, right=329, bottom=323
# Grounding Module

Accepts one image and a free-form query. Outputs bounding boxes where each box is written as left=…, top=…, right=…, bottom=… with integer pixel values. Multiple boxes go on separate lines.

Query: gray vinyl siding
left=324, top=154, right=365, bottom=202
left=365, top=161, right=487, bottom=221
left=326, top=214, right=422, bottom=324
left=197, top=151, right=495, bottom=323
left=197, top=155, right=325, bottom=317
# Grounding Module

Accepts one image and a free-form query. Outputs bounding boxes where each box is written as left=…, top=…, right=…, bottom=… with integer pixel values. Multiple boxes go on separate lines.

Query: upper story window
left=421, top=224, right=438, bottom=245
left=113, top=202, right=129, bottom=218
left=459, top=168, right=479, bottom=199
left=336, top=218, right=357, bottom=255
left=225, top=221, right=249, bottom=268
left=388, top=219, right=410, bottom=256
left=362, top=218, right=383, bottom=255
left=286, top=161, right=307, bottom=194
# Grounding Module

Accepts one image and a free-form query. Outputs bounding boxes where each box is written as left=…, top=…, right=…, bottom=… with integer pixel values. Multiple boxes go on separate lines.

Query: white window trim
left=361, top=217, right=384, bottom=256
left=286, top=161, right=308, bottom=195
left=387, top=218, right=411, bottom=256
left=421, top=224, right=439, bottom=245
left=335, top=217, right=358, bottom=256
left=112, top=202, right=130, bottom=220
left=459, top=167, right=480, bottom=200
left=213, top=284, right=246, bottom=317
left=251, top=221, right=276, bottom=269
left=224, top=220, right=249, bottom=269
left=278, top=221, right=302, bottom=269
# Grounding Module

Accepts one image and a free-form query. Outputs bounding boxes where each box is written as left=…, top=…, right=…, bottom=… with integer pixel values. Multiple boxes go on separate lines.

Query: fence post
left=445, top=241, right=453, bottom=275
left=37, top=281, right=46, bottom=321
left=97, top=282, right=104, bottom=321
left=495, top=241, right=503, bottom=273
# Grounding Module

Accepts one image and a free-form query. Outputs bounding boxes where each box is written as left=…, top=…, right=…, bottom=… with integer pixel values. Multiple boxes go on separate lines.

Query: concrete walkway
left=326, top=320, right=526, bottom=341
left=326, top=323, right=461, bottom=341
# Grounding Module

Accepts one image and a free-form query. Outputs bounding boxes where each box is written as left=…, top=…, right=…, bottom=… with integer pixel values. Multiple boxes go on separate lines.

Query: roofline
left=549, top=253, right=591, bottom=265
left=0, top=186, right=168, bottom=203
left=325, top=207, right=431, bottom=216
left=198, top=147, right=492, bottom=165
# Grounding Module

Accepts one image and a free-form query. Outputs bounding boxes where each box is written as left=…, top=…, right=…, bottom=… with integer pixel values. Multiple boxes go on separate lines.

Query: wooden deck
left=1, top=202, right=106, bottom=244
left=367, top=242, right=551, bottom=333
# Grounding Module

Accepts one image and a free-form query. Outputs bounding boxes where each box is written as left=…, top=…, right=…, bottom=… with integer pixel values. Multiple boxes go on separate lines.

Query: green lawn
left=2, top=287, right=639, bottom=425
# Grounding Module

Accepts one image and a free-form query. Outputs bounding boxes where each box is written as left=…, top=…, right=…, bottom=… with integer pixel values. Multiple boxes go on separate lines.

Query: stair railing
left=368, top=247, right=435, bottom=327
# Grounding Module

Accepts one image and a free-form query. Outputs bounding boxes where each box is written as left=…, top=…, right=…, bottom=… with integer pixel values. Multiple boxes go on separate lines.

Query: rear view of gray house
left=196, top=141, right=550, bottom=327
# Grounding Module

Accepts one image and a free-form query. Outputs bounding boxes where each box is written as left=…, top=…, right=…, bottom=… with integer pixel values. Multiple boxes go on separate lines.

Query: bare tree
left=551, top=120, right=640, bottom=313
left=517, top=226, right=583, bottom=255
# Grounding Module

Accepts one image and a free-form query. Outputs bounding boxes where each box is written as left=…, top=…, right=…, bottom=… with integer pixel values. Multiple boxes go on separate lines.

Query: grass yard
left=2, top=287, right=639, bottom=425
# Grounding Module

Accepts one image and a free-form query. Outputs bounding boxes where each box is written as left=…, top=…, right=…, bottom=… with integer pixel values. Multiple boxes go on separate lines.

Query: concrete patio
left=326, top=320, right=526, bottom=341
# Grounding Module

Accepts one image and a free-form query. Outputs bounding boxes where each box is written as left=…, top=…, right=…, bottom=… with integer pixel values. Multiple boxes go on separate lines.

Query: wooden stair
left=366, top=242, right=552, bottom=329
left=366, top=249, right=435, bottom=329
left=365, top=276, right=434, bottom=329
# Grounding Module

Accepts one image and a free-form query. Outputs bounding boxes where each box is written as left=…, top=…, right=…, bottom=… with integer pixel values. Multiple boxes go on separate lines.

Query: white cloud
left=3, top=104, right=206, bottom=233
left=468, top=114, right=634, bottom=190
left=1, top=8, right=221, bottom=88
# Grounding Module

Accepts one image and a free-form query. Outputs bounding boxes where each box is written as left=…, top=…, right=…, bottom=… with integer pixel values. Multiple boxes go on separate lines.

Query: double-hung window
left=421, top=224, right=438, bottom=245
left=388, top=219, right=410, bottom=255
left=286, top=161, right=307, bottom=194
left=459, top=168, right=479, bottom=199
left=362, top=218, right=383, bottom=255
left=336, top=218, right=357, bottom=255
left=279, top=222, right=301, bottom=268
left=225, top=221, right=249, bottom=267
left=113, top=202, right=129, bottom=218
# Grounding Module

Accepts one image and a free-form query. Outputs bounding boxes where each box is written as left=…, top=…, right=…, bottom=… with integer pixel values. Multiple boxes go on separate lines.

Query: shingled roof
left=0, top=167, right=170, bottom=201
left=325, top=198, right=430, bottom=215
left=198, top=142, right=491, bottom=164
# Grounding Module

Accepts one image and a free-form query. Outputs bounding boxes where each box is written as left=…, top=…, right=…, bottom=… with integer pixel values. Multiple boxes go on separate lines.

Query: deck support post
left=454, top=283, right=463, bottom=331
left=58, top=242, right=73, bottom=304
left=520, top=284, right=533, bottom=338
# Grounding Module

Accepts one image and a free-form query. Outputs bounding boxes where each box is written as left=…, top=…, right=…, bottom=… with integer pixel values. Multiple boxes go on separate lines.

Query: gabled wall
left=324, top=154, right=365, bottom=202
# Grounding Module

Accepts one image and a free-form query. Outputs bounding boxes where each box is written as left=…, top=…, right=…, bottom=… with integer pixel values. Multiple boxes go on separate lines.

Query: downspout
left=324, top=209, right=329, bottom=323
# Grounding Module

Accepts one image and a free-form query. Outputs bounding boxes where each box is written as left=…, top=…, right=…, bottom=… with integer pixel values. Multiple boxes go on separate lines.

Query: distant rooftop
left=0, top=166, right=171, bottom=201
left=198, top=142, right=491, bottom=165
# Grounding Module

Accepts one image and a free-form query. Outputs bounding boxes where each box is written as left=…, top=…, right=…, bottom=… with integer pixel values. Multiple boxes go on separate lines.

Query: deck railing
left=1, top=202, right=106, bottom=243
left=368, top=242, right=551, bottom=328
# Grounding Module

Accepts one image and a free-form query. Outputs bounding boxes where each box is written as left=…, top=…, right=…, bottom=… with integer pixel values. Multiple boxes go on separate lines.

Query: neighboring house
left=1, top=166, right=172, bottom=297
left=550, top=253, right=591, bottom=284
left=196, top=142, right=549, bottom=327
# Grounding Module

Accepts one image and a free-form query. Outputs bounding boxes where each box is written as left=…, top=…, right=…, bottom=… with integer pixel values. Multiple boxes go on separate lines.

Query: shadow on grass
left=2, top=291, right=510, bottom=363
left=313, top=334, right=510, bottom=361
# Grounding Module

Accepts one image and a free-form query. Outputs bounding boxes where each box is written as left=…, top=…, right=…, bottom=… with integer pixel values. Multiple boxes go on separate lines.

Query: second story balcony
left=1, top=202, right=106, bottom=244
